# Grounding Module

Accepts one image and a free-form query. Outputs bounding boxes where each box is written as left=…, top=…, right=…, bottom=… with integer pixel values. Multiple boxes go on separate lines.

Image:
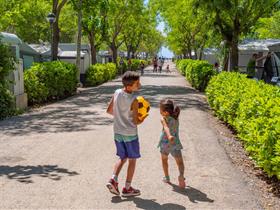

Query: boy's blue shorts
left=114, top=134, right=140, bottom=160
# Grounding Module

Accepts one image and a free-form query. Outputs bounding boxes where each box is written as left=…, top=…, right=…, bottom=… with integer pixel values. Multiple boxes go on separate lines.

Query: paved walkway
left=0, top=62, right=263, bottom=209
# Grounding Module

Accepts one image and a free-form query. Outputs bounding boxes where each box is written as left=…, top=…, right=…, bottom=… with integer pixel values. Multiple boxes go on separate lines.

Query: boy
left=106, top=71, right=145, bottom=197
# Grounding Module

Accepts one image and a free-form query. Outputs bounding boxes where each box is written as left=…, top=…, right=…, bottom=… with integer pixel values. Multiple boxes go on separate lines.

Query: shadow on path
left=0, top=76, right=208, bottom=136
left=0, top=165, right=79, bottom=183
left=111, top=196, right=186, bottom=210
left=168, top=183, right=214, bottom=204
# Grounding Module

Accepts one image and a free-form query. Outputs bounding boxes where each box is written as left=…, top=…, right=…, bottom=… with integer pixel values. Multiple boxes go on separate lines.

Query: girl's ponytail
left=172, top=106, right=180, bottom=120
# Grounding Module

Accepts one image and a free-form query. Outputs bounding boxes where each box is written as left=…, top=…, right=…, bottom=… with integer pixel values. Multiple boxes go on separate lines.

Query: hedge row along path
left=0, top=62, right=265, bottom=209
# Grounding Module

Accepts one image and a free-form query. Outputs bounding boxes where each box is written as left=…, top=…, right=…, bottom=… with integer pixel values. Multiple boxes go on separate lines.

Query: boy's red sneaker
left=106, top=178, right=120, bottom=195
left=122, top=186, right=141, bottom=197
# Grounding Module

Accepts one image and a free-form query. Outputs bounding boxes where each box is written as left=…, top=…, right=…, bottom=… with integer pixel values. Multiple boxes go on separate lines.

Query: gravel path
left=0, top=62, right=263, bottom=209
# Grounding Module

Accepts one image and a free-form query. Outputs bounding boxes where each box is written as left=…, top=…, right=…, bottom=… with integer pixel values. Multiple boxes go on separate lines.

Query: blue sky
left=156, top=22, right=174, bottom=58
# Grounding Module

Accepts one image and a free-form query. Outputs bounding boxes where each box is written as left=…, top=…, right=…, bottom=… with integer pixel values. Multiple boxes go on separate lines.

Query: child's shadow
left=168, top=182, right=214, bottom=204
left=111, top=196, right=186, bottom=210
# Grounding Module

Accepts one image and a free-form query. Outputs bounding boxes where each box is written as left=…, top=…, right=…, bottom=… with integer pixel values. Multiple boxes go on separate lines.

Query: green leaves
left=176, top=59, right=217, bottom=91
left=24, top=61, right=78, bottom=105
left=206, top=72, right=280, bottom=179
left=85, top=63, right=117, bottom=86
left=0, top=38, right=16, bottom=119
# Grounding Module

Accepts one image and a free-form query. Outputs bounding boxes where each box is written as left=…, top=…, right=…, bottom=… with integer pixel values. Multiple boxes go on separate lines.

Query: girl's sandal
left=178, top=176, right=186, bottom=188
left=162, top=176, right=170, bottom=183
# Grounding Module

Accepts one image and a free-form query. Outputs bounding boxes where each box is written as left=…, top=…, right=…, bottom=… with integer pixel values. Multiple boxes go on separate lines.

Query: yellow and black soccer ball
left=137, top=96, right=150, bottom=120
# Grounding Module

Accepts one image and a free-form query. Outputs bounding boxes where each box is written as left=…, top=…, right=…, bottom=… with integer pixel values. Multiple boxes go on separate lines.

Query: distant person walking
left=166, top=64, right=171, bottom=73
left=140, top=61, right=145, bottom=75
left=153, top=57, right=158, bottom=72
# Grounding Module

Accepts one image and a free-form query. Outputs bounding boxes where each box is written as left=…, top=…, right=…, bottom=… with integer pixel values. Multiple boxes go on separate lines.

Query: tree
left=121, top=0, right=146, bottom=58
left=255, top=11, right=280, bottom=39
left=52, top=0, right=68, bottom=61
left=81, top=0, right=108, bottom=64
left=138, top=29, right=164, bottom=58
left=106, top=0, right=133, bottom=64
left=194, top=0, right=278, bottom=70
left=0, top=0, right=51, bottom=43
left=150, top=0, right=216, bottom=59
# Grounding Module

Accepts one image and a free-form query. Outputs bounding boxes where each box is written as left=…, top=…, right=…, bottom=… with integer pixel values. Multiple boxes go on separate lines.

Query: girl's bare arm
left=161, top=117, right=175, bottom=143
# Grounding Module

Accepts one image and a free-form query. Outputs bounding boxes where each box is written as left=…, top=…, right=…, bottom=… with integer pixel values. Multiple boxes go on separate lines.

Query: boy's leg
left=122, top=137, right=141, bottom=197
left=107, top=139, right=128, bottom=196
left=122, top=158, right=140, bottom=197
left=113, top=158, right=127, bottom=177
left=126, top=158, right=136, bottom=183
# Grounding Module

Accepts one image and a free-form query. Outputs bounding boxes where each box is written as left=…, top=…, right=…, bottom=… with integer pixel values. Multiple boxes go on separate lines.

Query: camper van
left=236, top=39, right=280, bottom=86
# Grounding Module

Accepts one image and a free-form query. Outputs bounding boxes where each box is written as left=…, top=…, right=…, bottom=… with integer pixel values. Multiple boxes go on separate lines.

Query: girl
left=158, top=99, right=186, bottom=188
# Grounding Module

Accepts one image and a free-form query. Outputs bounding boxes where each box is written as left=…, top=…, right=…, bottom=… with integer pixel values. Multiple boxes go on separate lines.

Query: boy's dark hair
left=160, top=99, right=180, bottom=120
left=122, top=71, right=140, bottom=86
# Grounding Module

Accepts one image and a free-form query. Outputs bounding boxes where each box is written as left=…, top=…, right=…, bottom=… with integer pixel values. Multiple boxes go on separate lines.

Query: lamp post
left=46, top=13, right=56, bottom=61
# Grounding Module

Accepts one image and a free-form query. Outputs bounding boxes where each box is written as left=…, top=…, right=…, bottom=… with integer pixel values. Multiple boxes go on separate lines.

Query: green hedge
left=86, top=63, right=117, bottom=86
left=24, top=61, right=77, bottom=105
left=206, top=72, right=280, bottom=179
left=0, top=83, right=15, bottom=120
left=176, top=59, right=217, bottom=91
left=176, top=59, right=192, bottom=76
left=0, top=38, right=16, bottom=119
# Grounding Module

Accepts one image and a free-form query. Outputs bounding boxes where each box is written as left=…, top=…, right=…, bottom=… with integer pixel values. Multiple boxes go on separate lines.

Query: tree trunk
left=131, top=50, right=135, bottom=59
left=110, top=43, right=118, bottom=65
left=51, top=0, right=68, bottom=61
left=223, top=53, right=229, bottom=71
left=88, top=33, right=97, bottom=64
left=229, top=39, right=239, bottom=71
left=198, top=47, right=204, bottom=60
left=127, top=47, right=131, bottom=59
left=52, top=20, right=59, bottom=61
left=76, top=0, right=82, bottom=83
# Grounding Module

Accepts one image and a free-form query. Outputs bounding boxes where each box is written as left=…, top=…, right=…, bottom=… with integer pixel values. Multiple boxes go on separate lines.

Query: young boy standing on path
left=106, top=71, right=145, bottom=197
left=158, top=99, right=186, bottom=188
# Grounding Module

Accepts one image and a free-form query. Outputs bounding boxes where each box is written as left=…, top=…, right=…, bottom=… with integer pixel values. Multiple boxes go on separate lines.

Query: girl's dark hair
left=160, top=99, right=180, bottom=120
left=122, top=71, right=140, bottom=86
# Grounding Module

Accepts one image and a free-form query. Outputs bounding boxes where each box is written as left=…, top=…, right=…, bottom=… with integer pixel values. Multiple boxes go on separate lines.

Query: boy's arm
left=106, top=96, right=114, bottom=115
left=160, top=118, right=175, bottom=143
left=131, top=99, right=145, bottom=125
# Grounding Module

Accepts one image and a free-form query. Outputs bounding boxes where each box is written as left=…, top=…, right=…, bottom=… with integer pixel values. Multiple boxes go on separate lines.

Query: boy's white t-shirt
left=113, top=88, right=138, bottom=136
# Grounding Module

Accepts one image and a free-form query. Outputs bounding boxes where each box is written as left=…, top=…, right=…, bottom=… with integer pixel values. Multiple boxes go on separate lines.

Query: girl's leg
left=174, top=155, right=185, bottom=178
left=161, top=153, right=169, bottom=178
left=174, top=154, right=186, bottom=188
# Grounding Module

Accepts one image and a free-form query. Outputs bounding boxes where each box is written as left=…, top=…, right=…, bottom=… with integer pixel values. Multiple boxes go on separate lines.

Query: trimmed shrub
left=24, top=61, right=77, bottom=105
left=176, top=59, right=217, bottom=91
left=0, top=38, right=16, bottom=119
left=176, top=59, right=192, bottom=76
left=86, top=63, right=117, bottom=86
left=206, top=72, right=280, bottom=179
left=0, top=83, right=15, bottom=120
